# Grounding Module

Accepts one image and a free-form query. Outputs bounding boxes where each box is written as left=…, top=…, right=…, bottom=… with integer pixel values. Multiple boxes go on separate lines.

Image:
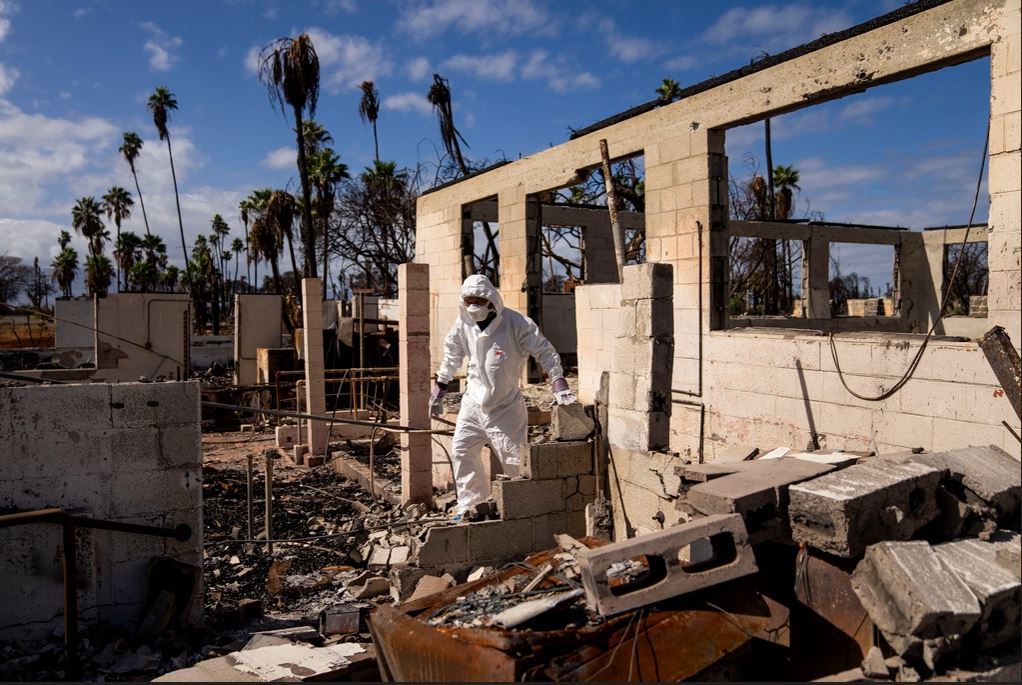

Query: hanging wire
left=829, top=120, right=990, bottom=401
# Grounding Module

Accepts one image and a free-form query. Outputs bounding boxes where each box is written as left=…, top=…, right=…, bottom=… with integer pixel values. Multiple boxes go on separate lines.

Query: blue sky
left=0, top=0, right=990, bottom=290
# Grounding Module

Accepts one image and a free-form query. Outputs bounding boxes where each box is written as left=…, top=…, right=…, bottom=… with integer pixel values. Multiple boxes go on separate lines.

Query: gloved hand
left=551, top=377, right=576, bottom=406
left=429, top=382, right=447, bottom=418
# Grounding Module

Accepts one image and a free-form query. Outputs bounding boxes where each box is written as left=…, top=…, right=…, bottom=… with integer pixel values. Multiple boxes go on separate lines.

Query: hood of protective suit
left=459, top=274, right=504, bottom=322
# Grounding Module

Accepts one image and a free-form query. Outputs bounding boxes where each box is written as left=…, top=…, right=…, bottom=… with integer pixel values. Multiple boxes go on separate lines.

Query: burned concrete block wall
left=92, top=293, right=191, bottom=382
left=0, top=381, right=203, bottom=640
left=416, top=0, right=1022, bottom=482
left=233, top=294, right=282, bottom=386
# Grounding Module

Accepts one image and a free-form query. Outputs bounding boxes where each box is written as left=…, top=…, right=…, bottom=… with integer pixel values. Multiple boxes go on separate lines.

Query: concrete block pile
left=670, top=443, right=1020, bottom=679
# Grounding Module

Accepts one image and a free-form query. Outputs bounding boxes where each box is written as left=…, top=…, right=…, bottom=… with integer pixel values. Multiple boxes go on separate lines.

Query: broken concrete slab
left=677, top=461, right=755, bottom=483
left=715, top=445, right=759, bottom=462
left=912, top=446, right=1021, bottom=522
left=934, top=533, right=1021, bottom=650
left=577, top=513, right=757, bottom=616
left=389, top=566, right=428, bottom=603
left=860, top=645, right=890, bottom=679
left=551, top=403, right=595, bottom=441
left=351, top=576, right=391, bottom=600
left=408, top=574, right=456, bottom=603
left=851, top=541, right=980, bottom=663
left=230, top=642, right=368, bottom=681
left=685, top=458, right=838, bottom=542
left=789, top=460, right=943, bottom=558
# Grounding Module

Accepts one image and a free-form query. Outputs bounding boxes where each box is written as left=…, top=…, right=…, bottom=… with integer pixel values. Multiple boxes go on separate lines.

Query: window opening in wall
left=729, top=237, right=803, bottom=317
left=719, top=55, right=990, bottom=332
left=542, top=151, right=647, bottom=280
left=541, top=225, right=584, bottom=293
left=461, top=196, right=499, bottom=286
left=829, top=243, right=897, bottom=317
left=943, top=240, right=988, bottom=317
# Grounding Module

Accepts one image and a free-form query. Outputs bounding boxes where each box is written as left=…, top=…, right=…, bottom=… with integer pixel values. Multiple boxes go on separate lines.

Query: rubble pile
left=671, top=445, right=1022, bottom=681
left=202, top=459, right=446, bottom=619
left=367, top=443, right=1020, bottom=682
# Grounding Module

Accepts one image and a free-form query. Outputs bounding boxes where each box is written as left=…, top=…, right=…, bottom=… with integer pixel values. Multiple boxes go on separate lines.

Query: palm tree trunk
left=130, top=164, right=152, bottom=237
left=286, top=232, right=301, bottom=288
left=115, top=221, right=122, bottom=293
left=165, top=135, right=189, bottom=272
left=293, top=108, right=318, bottom=279
left=372, top=121, right=379, bottom=163
left=253, top=256, right=259, bottom=293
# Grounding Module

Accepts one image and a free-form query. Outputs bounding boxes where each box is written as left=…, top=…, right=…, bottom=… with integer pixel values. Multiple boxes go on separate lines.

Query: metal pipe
left=62, top=519, right=79, bottom=681
left=264, top=451, right=274, bottom=555
left=0, top=508, right=190, bottom=681
left=201, top=401, right=452, bottom=435
left=246, top=453, right=255, bottom=541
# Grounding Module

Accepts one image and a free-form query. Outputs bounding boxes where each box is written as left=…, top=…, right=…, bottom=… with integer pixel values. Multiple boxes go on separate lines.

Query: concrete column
left=608, top=263, right=674, bottom=452
left=302, top=278, right=328, bottom=455
left=399, top=263, right=433, bottom=505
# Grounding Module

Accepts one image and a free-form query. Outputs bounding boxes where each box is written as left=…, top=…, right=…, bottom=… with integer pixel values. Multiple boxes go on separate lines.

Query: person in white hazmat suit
left=429, top=274, right=576, bottom=521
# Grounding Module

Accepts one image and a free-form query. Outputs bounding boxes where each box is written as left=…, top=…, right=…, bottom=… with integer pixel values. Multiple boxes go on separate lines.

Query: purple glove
left=551, top=377, right=576, bottom=406
left=429, top=382, right=447, bottom=418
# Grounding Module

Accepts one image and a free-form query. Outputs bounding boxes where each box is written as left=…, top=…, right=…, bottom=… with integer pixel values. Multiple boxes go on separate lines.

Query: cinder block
left=577, top=513, right=757, bottom=616
left=686, top=458, right=838, bottom=542
left=276, top=425, right=300, bottom=448
left=912, top=446, right=1021, bottom=521
left=522, top=441, right=591, bottom=480
left=494, top=478, right=565, bottom=519
left=532, top=512, right=568, bottom=550
left=935, top=533, right=1021, bottom=650
left=551, top=403, right=594, bottom=441
left=414, top=524, right=470, bottom=567
left=789, top=460, right=943, bottom=557
left=466, top=518, right=535, bottom=563
left=851, top=541, right=980, bottom=662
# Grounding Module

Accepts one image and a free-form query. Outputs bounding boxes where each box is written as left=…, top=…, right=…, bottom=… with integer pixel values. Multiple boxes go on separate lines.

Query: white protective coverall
left=436, top=275, right=564, bottom=513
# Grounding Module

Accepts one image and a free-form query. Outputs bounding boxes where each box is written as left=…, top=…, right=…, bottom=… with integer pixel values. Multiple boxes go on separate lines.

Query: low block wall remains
left=0, top=381, right=203, bottom=640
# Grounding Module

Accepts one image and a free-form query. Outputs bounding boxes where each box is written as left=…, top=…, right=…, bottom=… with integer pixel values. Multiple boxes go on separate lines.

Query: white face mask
left=466, top=303, right=491, bottom=321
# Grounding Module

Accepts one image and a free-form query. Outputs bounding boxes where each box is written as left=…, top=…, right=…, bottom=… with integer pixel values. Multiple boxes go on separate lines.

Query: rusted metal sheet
left=368, top=539, right=790, bottom=682
left=369, top=605, right=519, bottom=682
left=791, top=547, right=873, bottom=680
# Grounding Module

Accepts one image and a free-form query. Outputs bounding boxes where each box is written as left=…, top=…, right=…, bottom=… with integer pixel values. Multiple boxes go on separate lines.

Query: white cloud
left=521, top=50, right=597, bottom=92
left=262, top=146, right=295, bottom=170
left=141, top=21, right=183, bottom=72
left=664, top=55, right=697, bottom=71
left=382, top=91, right=433, bottom=116
left=324, top=0, right=357, bottom=12
left=795, top=157, right=886, bottom=189
left=304, top=28, right=392, bottom=92
left=443, top=51, right=517, bottom=81
left=72, top=7, right=92, bottom=19
left=397, top=0, right=554, bottom=39
left=594, top=17, right=661, bottom=63
left=244, top=45, right=261, bottom=75
left=0, top=0, right=16, bottom=95
left=0, top=63, right=18, bottom=96
left=0, top=0, right=11, bottom=44
left=703, top=4, right=851, bottom=53
left=406, top=56, right=431, bottom=81
left=0, top=98, right=249, bottom=271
